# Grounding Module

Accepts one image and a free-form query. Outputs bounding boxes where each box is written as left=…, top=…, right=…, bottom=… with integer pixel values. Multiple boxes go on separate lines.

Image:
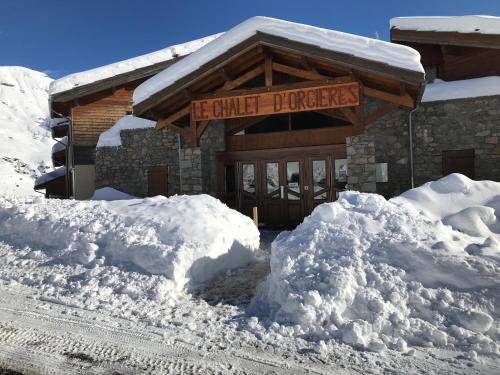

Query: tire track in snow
left=0, top=288, right=343, bottom=374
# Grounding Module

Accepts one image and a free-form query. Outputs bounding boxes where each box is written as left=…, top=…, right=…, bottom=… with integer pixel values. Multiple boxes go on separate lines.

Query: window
left=242, top=163, right=255, bottom=194
left=286, top=161, right=300, bottom=200
left=266, top=162, right=279, bottom=195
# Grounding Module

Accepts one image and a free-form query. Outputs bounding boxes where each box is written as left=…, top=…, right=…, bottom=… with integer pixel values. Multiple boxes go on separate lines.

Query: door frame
left=216, top=144, right=347, bottom=227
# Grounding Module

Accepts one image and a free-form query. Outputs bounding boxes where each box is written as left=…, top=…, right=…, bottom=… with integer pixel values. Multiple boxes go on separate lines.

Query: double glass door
left=232, top=155, right=338, bottom=227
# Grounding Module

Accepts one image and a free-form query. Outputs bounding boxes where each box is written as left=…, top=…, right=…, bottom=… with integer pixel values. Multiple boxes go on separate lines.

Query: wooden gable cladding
left=71, top=83, right=135, bottom=146
left=147, top=35, right=424, bottom=147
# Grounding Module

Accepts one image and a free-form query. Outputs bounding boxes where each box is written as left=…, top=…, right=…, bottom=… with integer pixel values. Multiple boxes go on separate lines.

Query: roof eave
left=134, top=32, right=424, bottom=117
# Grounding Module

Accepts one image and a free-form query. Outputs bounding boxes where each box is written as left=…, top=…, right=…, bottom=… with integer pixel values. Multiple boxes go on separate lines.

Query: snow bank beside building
left=97, top=115, right=155, bottom=147
left=0, top=194, right=259, bottom=292
left=252, top=174, right=500, bottom=355
left=422, top=77, right=500, bottom=102
left=90, top=187, right=136, bottom=200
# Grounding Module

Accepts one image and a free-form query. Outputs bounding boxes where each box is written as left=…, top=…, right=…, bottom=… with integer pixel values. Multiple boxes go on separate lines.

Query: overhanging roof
left=133, top=16, right=424, bottom=116
left=391, top=16, right=500, bottom=49
left=50, top=34, right=222, bottom=104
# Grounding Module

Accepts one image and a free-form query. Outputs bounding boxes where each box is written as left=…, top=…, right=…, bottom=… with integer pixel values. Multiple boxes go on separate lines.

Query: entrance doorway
left=217, top=145, right=346, bottom=227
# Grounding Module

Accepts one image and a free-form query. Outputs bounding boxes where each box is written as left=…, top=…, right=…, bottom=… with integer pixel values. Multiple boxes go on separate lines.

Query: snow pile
left=134, top=16, right=423, bottom=107
left=252, top=174, right=500, bottom=355
left=0, top=194, right=259, bottom=292
left=0, top=67, right=54, bottom=196
left=97, top=115, right=155, bottom=147
left=391, top=15, right=500, bottom=35
left=422, top=77, right=500, bottom=102
left=90, top=187, right=136, bottom=200
left=50, top=34, right=222, bottom=96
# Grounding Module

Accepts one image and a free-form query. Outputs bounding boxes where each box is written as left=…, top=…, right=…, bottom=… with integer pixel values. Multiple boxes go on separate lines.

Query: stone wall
left=95, top=122, right=225, bottom=198
left=200, top=120, right=225, bottom=196
left=95, top=127, right=181, bottom=197
left=346, top=134, right=376, bottom=193
left=346, top=95, right=500, bottom=197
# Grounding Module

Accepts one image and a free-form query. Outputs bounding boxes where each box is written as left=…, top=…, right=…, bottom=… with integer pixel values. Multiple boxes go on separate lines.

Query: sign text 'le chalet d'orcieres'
left=191, top=81, right=360, bottom=121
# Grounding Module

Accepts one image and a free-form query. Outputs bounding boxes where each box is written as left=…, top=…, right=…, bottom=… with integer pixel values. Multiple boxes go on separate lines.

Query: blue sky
left=1, top=0, right=499, bottom=78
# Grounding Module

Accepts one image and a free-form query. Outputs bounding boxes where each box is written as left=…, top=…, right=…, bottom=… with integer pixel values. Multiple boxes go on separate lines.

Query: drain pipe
left=177, top=133, right=183, bottom=194
left=408, top=108, right=417, bottom=189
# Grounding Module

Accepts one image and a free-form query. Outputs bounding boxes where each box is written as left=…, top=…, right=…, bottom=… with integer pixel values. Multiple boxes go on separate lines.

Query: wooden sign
left=191, top=81, right=359, bottom=121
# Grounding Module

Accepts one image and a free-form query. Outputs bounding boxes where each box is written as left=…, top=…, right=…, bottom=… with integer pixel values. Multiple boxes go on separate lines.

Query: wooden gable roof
left=133, top=32, right=425, bottom=122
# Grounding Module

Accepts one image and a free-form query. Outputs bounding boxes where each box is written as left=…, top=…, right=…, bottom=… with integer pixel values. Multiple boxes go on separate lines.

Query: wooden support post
left=252, top=206, right=259, bottom=227
left=265, top=54, right=273, bottom=87
left=190, top=116, right=199, bottom=147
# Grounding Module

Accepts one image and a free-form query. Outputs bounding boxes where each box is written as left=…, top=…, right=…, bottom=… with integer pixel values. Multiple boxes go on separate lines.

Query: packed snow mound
left=90, top=187, right=136, bottom=200
left=0, top=67, right=54, bottom=196
left=97, top=115, right=155, bottom=147
left=422, top=77, right=500, bottom=102
left=134, top=16, right=423, bottom=106
left=252, top=175, right=500, bottom=354
left=0, top=194, right=259, bottom=292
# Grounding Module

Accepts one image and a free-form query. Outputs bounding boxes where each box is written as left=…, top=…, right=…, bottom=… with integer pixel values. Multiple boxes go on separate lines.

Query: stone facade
left=346, top=95, right=500, bottom=197
left=95, top=120, right=225, bottom=197
left=95, top=96, right=499, bottom=201
left=346, top=134, right=376, bottom=193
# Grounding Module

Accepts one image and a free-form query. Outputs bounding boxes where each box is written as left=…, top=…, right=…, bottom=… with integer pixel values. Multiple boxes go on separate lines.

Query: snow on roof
left=133, top=16, right=424, bottom=107
left=391, top=15, right=500, bottom=35
left=50, top=117, right=70, bottom=128
left=51, top=136, right=67, bottom=153
left=422, top=76, right=500, bottom=102
left=49, top=34, right=222, bottom=96
left=97, top=115, right=155, bottom=148
left=34, top=166, right=65, bottom=187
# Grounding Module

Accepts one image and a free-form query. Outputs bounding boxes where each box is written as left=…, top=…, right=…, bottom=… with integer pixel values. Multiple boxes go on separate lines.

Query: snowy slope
left=0, top=66, right=54, bottom=196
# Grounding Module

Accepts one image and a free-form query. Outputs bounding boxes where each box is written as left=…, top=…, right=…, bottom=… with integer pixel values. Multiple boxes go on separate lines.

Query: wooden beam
left=265, top=54, right=273, bottom=86
left=190, top=117, right=198, bottom=147
left=222, top=64, right=265, bottom=91
left=363, top=102, right=399, bottom=126
left=160, top=121, right=191, bottom=140
left=156, top=106, right=191, bottom=129
left=225, top=116, right=268, bottom=135
left=339, top=107, right=358, bottom=125
left=197, top=120, right=211, bottom=140
left=364, top=86, right=414, bottom=108
left=272, top=62, right=328, bottom=81
left=157, top=65, right=266, bottom=133
left=316, top=109, right=349, bottom=122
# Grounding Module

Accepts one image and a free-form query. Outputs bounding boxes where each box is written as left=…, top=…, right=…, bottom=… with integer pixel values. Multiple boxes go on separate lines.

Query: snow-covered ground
left=0, top=175, right=499, bottom=373
left=0, top=67, right=54, bottom=196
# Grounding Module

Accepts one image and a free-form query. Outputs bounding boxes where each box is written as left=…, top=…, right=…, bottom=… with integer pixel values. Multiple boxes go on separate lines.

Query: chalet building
left=38, top=16, right=500, bottom=227
left=35, top=35, right=220, bottom=198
